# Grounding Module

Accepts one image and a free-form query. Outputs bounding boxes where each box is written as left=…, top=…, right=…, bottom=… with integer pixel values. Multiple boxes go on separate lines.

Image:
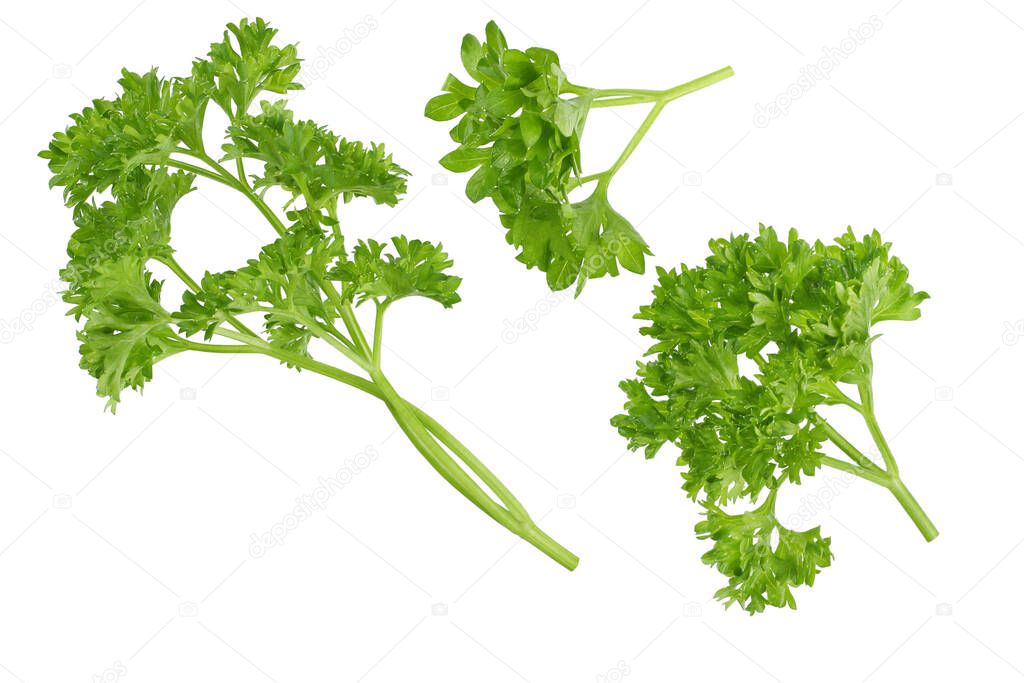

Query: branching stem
left=815, top=418, right=884, bottom=473
left=372, top=302, right=386, bottom=369
left=858, top=381, right=900, bottom=475
left=156, top=190, right=578, bottom=570
left=564, top=66, right=733, bottom=195
left=198, top=322, right=580, bottom=569
left=814, top=377, right=937, bottom=542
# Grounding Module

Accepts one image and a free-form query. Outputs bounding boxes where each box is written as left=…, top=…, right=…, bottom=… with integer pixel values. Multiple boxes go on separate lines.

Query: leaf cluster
left=223, top=100, right=408, bottom=208
left=40, top=17, right=581, bottom=574
left=426, top=21, right=649, bottom=292
left=43, top=18, right=456, bottom=409
left=613, top=225, right=928, bottom=612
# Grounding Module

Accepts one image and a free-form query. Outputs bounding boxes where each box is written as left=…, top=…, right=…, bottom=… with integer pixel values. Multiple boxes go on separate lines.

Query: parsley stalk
left=429, top=22, right=734, bottom=292
left=581, top=66, right=735, bottom=107
left=42, top=18, right=578, bottom=571
left=813, top=370, right=938, bottom=541
left=162, top=153, right=579, bottom=571
left=575, top=66, right=736, bottom=194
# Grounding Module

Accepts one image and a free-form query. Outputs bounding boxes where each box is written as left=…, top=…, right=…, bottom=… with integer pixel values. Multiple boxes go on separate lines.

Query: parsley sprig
left=613, top=226, right=937, bottom=612
left=427, top=21, right=733, bottom=293
left=42, top=18, right=577, bottom=571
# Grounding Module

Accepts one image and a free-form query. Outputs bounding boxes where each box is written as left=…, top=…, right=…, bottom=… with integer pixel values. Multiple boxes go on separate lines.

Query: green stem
left=518, top=525, right=579, bottom=570
left=158, top=162, right=364, bottom=365
left=180, top=339, right=262, bottom=354
left=760, top=486, right=779, bottom=514
left=330, top=289, right=366, bottom=346
left=589, top=96, right=660, bottom=109
left=260, top=309, right=535, bottom=527
left=369, top=368, right=577, bottom=568
left=316, top=318, right=360, bottom=355
left=815, top=381, right=938, bottom=542
left=219, top=328, right=381, bottom=397
left=816, top=418, right=885, bottom=474
left=180, top=149, right=289, bottom=236
left=596, top=99, right=669, bottom=193
left=156, top=254, right=262, bottom=341
left=571, top=66, right=733, bottom=194
left=813, top=379, right=864, bottom=411
left=301, top=317, right=372, bottom=372
left=819, top=455, right=890, bottom=487
left=888, top=477, right=939, bottom=542
left=567, top=173, right=604, bottom=191
left=158, top=241, right=366, bottom=388
left=239, top=181, right=288, bottom=235
left=326, top=200, right=343, bottom=243
left=368, top=367, right=516, bottom=526
left=171, top=150, right=368, bottom=365
left=203, top=332, right=579, bottom=569
left=164, top=159, right=239, bottom=187
left=374, top=374, right=576, bottom=569
left=408, top=407, right=531, bottom=522
left=235, top=157, right=250, bottom=189
left=372, top=302, right=386, bottom=369
left=588, top=87, right=663, bottom=98
left=858, top=382, right=900, bottom=475
left=156, top=254, right=202, bottom=290
left=162, top=147, right=579, bottom=570
left=173, top=150, right=372, bottom=372
left=586, top=66, right=734, bottom=108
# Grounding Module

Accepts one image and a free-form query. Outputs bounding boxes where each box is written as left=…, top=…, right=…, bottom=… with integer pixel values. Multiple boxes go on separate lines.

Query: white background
left=1, top=1, right=1022, bottom=681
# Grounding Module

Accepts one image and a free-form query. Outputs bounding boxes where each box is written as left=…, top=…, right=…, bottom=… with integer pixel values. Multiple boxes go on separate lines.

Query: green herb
left=427, top=21, right=733, bottom=294
left=42, top=18, right=577, bottom=571
left=613, top=226, right=937, bottom=612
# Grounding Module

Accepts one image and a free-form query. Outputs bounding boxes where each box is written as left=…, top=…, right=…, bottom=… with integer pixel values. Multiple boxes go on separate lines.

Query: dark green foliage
left=428, top=22, right=731, bottom=293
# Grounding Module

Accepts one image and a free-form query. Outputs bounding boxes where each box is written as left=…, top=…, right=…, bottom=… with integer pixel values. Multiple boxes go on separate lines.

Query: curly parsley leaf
left=40, top=69, right=189, bottom=206
left=223, top=100, right=409, bottom=209
left=206, top=17, right=302, bottom=118
left=613, top=225, right=937, bottom=613
left=74, top=256, right=180, bottom=411
left=331, top=236, right=462, bottom=308
left=697, top=494, right=832, bottom=613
